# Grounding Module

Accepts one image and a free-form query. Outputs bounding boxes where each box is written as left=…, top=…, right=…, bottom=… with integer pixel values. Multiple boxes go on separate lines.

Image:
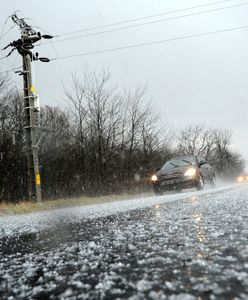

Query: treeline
left=0, top=70, right=245, bottom=202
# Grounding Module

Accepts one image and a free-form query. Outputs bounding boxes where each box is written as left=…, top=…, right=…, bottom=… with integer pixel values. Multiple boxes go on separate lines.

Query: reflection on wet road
left=0, top=185, right=248, bottom=299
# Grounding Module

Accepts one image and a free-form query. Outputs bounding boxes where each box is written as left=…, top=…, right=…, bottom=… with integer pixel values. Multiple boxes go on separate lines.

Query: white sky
left=1, top=0, right=248, bottom=164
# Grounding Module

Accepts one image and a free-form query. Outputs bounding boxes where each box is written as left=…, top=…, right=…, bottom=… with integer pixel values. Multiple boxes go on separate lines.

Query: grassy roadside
left=0, top=192, right=152, bottom=216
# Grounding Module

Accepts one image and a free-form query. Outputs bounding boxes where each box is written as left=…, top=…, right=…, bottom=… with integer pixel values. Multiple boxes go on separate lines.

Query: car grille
left=159, top=173, right=181, bottom=180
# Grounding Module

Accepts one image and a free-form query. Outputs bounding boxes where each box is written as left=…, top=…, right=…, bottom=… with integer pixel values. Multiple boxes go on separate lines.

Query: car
left=237, top=173, right=248, bottom=183
left=151, top=155, right=216, bottom=195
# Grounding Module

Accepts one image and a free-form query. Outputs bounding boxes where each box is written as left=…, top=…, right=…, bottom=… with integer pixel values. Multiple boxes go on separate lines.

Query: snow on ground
left=1, top=183, right=248, bottom=299
left=0, top=183, right=243, bottom=238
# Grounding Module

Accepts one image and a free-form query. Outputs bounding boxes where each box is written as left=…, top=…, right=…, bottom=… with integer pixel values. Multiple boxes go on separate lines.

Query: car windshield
left=162, top=157, right=196, bottom=170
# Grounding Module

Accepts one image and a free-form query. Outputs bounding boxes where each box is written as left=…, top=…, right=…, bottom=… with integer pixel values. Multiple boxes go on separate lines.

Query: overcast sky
left=1, top=0, right=248, bottom=164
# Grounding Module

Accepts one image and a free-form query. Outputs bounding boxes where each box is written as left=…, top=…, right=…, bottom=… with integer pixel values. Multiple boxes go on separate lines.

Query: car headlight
left=184, top=168, right=197, bottom=177
left=238, top=176, right=243, bottom=182
left=151, top=174, right=158, bottom=182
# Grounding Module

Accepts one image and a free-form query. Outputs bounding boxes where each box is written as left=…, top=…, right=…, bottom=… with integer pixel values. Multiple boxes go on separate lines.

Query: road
left=0, top=184, right=248, bottom=300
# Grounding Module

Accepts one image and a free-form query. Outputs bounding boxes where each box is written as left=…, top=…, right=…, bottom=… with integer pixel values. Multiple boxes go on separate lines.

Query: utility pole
left=2, top=14, right=52, bottom=202
left=22, top=49, right=42, bottom=202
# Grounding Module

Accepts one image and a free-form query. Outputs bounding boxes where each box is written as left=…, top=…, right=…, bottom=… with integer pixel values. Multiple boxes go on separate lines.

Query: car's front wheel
left=196, top=174, right=204, bottom=191
left=153, top=186, right=163, bottom=196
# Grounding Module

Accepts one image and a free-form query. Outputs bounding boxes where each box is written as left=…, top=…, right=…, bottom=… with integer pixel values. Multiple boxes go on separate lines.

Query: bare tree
left=62, top=69, right=173, bottom=194
left=177, top=124, right=245, bottom=179
left=177, top=124, right=216, bottom=159
left=0, top=86, right=27, bottom=202
left=210, top=129, right=244, bottom=177
left=64, top=69, right=125, bottom=193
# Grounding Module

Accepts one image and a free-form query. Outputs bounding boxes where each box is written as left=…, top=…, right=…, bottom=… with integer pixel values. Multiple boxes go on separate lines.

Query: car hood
left=157, top=165, right=197, bottom=176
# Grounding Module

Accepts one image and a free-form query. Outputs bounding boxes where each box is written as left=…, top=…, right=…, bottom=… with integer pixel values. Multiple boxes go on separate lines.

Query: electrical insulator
left=34, top=95, right=40, bottom=112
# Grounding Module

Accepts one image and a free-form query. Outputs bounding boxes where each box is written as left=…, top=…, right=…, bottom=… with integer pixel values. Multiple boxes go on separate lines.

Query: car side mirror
left=199, top=160, right=207, bottom=166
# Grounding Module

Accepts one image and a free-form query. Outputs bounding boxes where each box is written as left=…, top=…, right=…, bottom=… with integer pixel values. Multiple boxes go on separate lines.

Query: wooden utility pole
left=2, top=14, right=53, bottom=201
left=22, top=52, right=42, bottom=202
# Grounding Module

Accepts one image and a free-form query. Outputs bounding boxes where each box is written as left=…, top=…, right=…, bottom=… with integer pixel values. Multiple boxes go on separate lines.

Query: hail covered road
left=0, top=184, right=248, bottom=300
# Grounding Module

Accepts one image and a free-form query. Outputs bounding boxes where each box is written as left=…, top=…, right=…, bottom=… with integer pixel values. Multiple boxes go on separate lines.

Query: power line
left=55, top=0, right=244, bottom=37
left=0, top=24, right=16, bottom=41
left=0, top=16, right=12, bottom=40
left=49, top=2, right=248, bottom=45
left=50, top=24, right=248, bottom=61
left=37, top=90, right=63, bottom=106
left=0, top=66, right=22, bottom=74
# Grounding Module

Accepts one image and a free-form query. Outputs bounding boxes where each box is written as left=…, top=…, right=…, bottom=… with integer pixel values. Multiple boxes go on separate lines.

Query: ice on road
left=0, top=184, right=248, bottom=299
left=0, top=184, right=239, bottom=238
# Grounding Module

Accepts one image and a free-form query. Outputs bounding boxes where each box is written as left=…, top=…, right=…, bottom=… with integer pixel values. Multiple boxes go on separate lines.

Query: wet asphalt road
left=0, top=185, right=248, bottom=300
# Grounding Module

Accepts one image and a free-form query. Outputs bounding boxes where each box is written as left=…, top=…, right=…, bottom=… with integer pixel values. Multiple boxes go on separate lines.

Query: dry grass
left=0, top=192, right=152, bottom=216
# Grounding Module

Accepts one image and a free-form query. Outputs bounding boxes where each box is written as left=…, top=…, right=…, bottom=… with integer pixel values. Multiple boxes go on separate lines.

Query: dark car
left=151, top=155, right=215, bottom=195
